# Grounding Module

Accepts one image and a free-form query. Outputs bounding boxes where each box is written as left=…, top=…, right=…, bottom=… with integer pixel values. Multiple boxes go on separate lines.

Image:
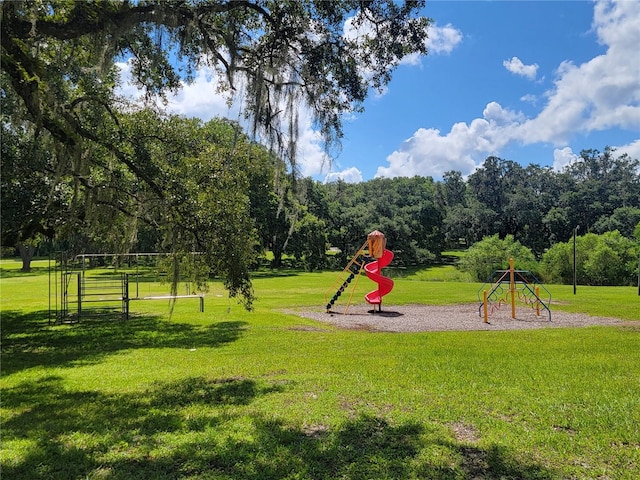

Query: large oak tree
left=1, top=0, right=430, bottom=305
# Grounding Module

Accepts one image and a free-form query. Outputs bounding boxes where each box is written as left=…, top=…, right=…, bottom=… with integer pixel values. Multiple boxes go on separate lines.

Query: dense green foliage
left=1, top=109, right=272, bottom=306
left=466, top=154, right=640, bottom=253
left=269, top=150, right=638, bottom=285
left=319, top=176, right=443, bottom=267
left=457, top=234, right=538, bottom=282
left=0, top=104, right=67, bottom=269
left=454, top=231, right=639, bottom=286
left=541, top=231, right=639, bottom=286
left=309, top=150, right=639, bottom=283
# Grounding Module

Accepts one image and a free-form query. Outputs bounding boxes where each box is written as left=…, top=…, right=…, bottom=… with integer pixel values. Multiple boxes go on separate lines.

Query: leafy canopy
left=2, top=0, right=430, bottom=165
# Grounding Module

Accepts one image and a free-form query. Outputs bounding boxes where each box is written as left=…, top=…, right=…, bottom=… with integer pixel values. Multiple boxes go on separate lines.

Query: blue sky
left=118, top=0, right=640, bottom=182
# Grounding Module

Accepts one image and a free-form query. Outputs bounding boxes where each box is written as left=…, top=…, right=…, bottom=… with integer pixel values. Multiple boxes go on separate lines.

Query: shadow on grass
left=0, top=309, right=247, bottom=376
left=250, top=269, right=301, bottom=279
left=0, top=265, right=52, bottom=278
left=2, top=374, right=555, bottom=480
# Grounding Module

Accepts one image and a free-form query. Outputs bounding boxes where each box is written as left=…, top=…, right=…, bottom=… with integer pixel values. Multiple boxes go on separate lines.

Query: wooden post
left=483, top=290, right=489, bottom=323
left=535, top=286, right=540, bottom=316
left=510, top=258, right=516, bottom=319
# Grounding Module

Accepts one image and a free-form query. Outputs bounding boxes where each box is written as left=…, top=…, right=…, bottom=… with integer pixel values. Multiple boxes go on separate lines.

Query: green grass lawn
left=2, top=258, right=639, bottom=479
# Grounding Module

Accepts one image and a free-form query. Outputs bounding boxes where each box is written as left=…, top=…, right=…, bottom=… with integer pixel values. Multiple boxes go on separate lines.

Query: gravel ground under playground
left=288, top=303, right=630, bottom=332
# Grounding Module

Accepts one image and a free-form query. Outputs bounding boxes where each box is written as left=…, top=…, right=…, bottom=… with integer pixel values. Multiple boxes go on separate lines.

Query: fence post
left=123, top=273, right=130, bottom=320
left=77, top=272, right=82, bottom=320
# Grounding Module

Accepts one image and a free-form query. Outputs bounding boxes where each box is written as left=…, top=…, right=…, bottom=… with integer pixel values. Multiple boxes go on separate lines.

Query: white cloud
left=593, top=0, right=640, bottom=50
left=375, top=103, right=523, bottom=179
left=553, top=139, right=640, bottom=173
left=377, top=0, right=639, bottom=179
left=401, top=22, right=463, bottom=66
left=517, top=0, right=640, bottom=144
left=482, top=101, right=525, bottom=124
left=324, top=167, right=363, bottom=183
left=503, top=56, right=539, bottom=80
left=294, top=113, right=332, bottom=177
left=552, top=147, right=580, bottom=172
left=117, top=60, right=242, bottom=120
left=615, top=139, right=640, bottom=165
left=115, top=60, right=143, bottom=101
left=162, top=68, right=240, bottom=120
left=428, top=23, right=464, bottom=55
left=375, top=125, right=484, bottom=179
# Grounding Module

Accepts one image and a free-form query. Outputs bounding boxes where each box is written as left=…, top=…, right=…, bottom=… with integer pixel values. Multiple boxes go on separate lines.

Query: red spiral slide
left=364, top=249, right=394, bottom=306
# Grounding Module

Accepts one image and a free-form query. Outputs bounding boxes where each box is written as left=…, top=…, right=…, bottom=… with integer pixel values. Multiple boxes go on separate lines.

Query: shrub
left=540, top=231, right=639, bottom=286
left=458, top=234, right=538, bottom=282
left=539, top=242, right=571, bottom=284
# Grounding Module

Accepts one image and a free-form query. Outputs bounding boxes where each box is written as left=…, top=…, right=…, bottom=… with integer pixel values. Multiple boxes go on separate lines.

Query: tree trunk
left=17, top=243, right=35, bottom=272
left=271, top=244, right=283, bottom=268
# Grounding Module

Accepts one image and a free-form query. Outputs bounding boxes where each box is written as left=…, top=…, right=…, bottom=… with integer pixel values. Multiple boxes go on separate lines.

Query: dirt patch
left=451, top=422, right=480, bottom=443
left=286, top=303, right=628, bottom=332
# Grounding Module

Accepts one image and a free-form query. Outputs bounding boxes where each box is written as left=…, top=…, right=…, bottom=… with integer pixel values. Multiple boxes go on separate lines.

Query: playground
left=291, top=303, right=626, bottom=332
left=313, top=230, right=627, bottom=332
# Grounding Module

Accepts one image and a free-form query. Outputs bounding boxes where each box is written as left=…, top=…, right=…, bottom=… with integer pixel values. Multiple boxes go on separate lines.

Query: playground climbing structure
left=324, top=240, right=368, bottom=313
left=478, top=258, right=552, bottom=323
left=325, top=230, right=394, bottom=313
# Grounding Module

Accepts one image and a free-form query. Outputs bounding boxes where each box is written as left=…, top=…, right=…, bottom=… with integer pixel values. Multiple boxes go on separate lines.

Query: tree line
left=5, top=108, right=639, bottom=287
left=285, top=149, right=639, bottom=259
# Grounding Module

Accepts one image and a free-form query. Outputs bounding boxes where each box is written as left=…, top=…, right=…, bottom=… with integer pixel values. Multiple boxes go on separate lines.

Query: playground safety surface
left=289, top=304, right=630, bottom=332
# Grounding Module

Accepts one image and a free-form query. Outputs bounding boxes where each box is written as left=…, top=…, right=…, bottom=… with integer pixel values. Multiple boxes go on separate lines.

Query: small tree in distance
left=457, top=234, right=538, bottom=282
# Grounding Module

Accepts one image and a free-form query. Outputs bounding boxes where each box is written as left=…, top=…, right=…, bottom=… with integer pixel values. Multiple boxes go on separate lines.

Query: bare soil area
left=288, top=303, right=628, bottom=332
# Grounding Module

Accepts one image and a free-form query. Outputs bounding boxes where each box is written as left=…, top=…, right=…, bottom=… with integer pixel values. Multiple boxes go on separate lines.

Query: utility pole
left=573, top=225, right=579, bottom=295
